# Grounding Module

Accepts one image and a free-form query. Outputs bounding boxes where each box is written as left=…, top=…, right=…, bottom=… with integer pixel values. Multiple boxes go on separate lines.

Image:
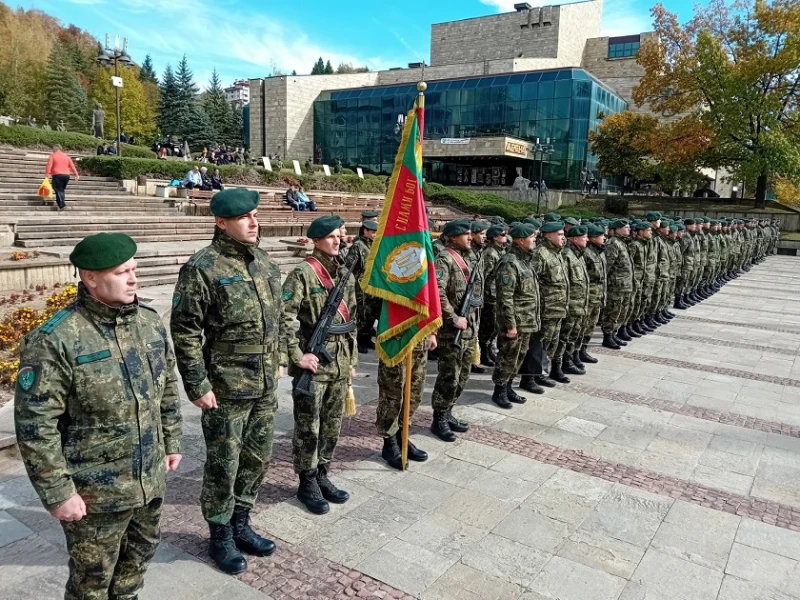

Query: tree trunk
left=754, top=171, right=768, bottom=209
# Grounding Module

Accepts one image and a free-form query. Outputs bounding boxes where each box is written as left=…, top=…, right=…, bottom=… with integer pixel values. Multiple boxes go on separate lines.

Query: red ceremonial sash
left=445, top=247, right=471, bottom=281
left=304, top=257, right=351, bottom=322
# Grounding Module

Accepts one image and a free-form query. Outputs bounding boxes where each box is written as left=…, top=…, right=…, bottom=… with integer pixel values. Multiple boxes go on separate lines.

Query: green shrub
left=78, top=156, right=387, bottom=194
left=423, top=183, right=538, bottom=221
left=604, top=196, right=630, bottom=215
left=0, top=124, right=156, bottom=158
left=118, top=144, right=157, bottom=159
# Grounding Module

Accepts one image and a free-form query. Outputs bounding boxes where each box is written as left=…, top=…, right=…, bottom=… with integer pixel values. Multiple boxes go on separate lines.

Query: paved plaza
left=1, top=255, right=799, bottom=599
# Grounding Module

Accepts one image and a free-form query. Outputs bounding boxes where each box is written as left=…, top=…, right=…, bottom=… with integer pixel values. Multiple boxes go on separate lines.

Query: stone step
left=17, top=232, right=213, bottom=248
left=138, top=274, right=179, bottom=288
left=0, top=175, right=118, bottom=183
left=15, top=215, right=211, bottom=226
left=17, top=226, right=214, bottom=240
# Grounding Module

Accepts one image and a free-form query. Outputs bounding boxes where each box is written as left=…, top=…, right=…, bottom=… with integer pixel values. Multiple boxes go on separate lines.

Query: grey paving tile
left=461, top=533, right=551, bottom=587
left=580, top=486, right=673, bottom=548
left=630, top=549, right=723, bottom=600
left=522, top=469, right=613, bottom=526
left=420, top=562, right=522, bottom=600
left=0, top=510, right=33, bottom=549
left=489, top=454, right=558, bottom=484
left=434, top=488, right=516, bottom=531
left=558, top=527, right=646, bottom=578
left=526, top=555, right=627, bottom=600
left=415, top=454, right=488, bottom=487
left=736, top=518, right=800, bottom=562
left=445, top=440, right=508, bottom=467
left=397, top=512, right=486, bottom=561
left=724, top=542, right=800, bottom=596
left=492, top=507, right=572, bottom=554
left=384, top=472, right=460, bottom=509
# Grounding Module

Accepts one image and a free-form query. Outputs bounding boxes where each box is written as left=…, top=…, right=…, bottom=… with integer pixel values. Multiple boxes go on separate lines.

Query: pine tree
left=291, top=69, right=297, bottom=76
left=311, top=57, right=325, bottom=75
left=324, top=60, right=334, bottom=74
left=43, top=43, right=87, bottom=131
left=139, top=54, right=157, bottom=84
left=157, top=64, right=180, bottom=138
left=202, top=68, right=228, bottom=143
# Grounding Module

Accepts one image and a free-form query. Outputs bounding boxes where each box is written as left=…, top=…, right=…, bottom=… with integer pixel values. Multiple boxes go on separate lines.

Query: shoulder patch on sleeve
left=39, top=306, right=74, bottom=334
left=16, top=364, right=39, bottom=392
left=171, top=293, right=182, bottom=309
left=436, top=269, right=444, bottom=280
left=282, top=289, right=293, bottom=301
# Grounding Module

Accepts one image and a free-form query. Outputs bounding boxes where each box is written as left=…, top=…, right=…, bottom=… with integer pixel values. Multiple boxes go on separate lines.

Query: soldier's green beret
left=362, top=210, right=379, bottom=218
left=670, top=225, right=679, bottom=233
left=645, top=211, right=662, bottom=221
left=635, top=222, right=653, bottom=231
left=307, top=215, right=345, bottom=238
left=608, top=219, right=627, bottom=229
left=470, top=220, right=490, bottom=233
left=487, top=225, right=506, bottom=239
left=702, top=217, right=712, bottom=223
left=566, top=225, right=588, bottom=237
left=523, top=217, right=543, bottom=228
left=70, top=232, right=137, bottom=271
left=659, top=219, right=672, bottom=228
left=442, top=219, right=471, bottom=237
left=210, top=188, right=260, bottom=218
left=487, top=215, right=506, bottom=224
left=540, top=221, right=565, bottom=233
left=587, top=224, right=606, bottom=237
left=564, top=217, right=580, bottom=226
left=510, top=223, right=537, bottom=238
left=543, top=212, right=561, bottom=222
left=362, top=220, right=378, bottom=231
left=684, top=218, right=696, bottom=225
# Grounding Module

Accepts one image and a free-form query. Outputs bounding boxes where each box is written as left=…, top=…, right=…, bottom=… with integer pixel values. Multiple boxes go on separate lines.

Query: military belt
left=211, top=342, right=274, bottom=354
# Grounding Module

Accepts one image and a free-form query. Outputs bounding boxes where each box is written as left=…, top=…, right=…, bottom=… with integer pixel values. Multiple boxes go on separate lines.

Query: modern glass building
left=313, top=68, right=627, bottom=189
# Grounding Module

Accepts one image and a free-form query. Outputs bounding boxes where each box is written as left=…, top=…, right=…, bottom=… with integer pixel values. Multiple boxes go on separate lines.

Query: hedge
left=0, top=124, right=156, bottom=158
left=78, top=156, right=387, bottom=194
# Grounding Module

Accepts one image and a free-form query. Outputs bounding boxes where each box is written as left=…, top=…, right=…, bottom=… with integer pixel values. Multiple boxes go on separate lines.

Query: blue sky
left=12, top=0, right=690, bottom=89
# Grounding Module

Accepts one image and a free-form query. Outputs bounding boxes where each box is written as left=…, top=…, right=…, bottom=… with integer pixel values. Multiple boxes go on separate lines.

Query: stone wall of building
left=558, top=0, right=603, bottom=65
left=248, top=79, right=264, bottom=156
left=581, top=33, right=653, bottom=113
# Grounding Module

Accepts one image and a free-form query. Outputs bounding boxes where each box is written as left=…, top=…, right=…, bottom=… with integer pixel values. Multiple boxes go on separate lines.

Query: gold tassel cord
left=344, top=383, right=357, bottom=416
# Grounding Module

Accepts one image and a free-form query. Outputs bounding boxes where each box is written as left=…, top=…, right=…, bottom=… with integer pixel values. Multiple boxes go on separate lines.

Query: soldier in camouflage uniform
left=491, top=223, right=542, bottom=408
left=601, top=219, right=635, bottom=348
left=560, top=225, right=590, bottom=376
left=677, top=218, right=698, bottom=307
left=580, top=223, right=607, bottom=364
left=432, top=232, right=447, bottom=258
left=478, top=224, right=507, bottom=367
left=650, top=215, right=674, bottom=324
left=469, top=220, right=489, bottom=374
left=282, top=215, right=358, bottom=515
left=350, top=219, right=381, bottom=353
left=628, top=222, right=654, bottom=335
left=15, top=232, right=183, bottom=600
left=171, top=188, right=283, bottom=574
left=430, top=219, right=480, bottom=442
left=531, top=220, right=571, bottom=385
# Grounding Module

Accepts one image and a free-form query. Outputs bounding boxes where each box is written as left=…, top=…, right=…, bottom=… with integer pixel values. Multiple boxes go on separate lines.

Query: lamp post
left=97, top=35, right=132, bottom=156
left=533, top=137, right=554, bottom=214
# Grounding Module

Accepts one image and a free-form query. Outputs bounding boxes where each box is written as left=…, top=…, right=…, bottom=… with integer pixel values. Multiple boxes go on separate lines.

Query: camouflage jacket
left=629, top=238, right=649, bottom=286
left=431, top=237, right=446, bottom=258
left=643, top=236, right=657, bottom=285
left=679, top=232, right=697, bottom=274
left=482, top=243, right=505, bottom=305
left=604, top=235, right=634, bottom=294
left=469, top=241, right=486, bottom=302
left=563, top=242, right=590, bottom=317
left=654, top=234, right=671, bottom=281
left=532, top=238, right=569, bottom=319
left=668, top=238, right=682, bottom=281
left=282, top=248, right=358, bottom=381
left=171, top=228, right=286, bottom=401
left=15, top=284, right=182, bottom=513
left=495, top=243, right=540, bottom=333
left=435, top=242, right=482, bottom=340
left=350, top=235, right=372, bottom=284
left=583, top=242, right=607, bottom=307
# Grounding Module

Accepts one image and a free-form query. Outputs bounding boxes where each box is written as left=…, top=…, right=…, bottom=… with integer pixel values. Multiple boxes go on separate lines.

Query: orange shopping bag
left=38, top=178, right=54, bottom=198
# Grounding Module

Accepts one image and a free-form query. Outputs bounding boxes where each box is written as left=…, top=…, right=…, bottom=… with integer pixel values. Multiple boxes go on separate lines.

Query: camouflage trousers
left=431, top=334, right=476, bottom=411
left=201, top=394, right=277, bottom=524
left=637, top=282, right=654, bottom=319
left=292, top=376, right=348, bottom=474
left=62, top=498, right=162, bottom=600
left=649, top=279, right=668, bottom=313
left=540, top=317, right=565, bottom=359
left=581, top=301, right=602, bottom=346
left=478, top=303, right=496, bottom=347
left=601, top=293, right=631, bottom=333
left=520, top=335, right=547, bottom=376
left=559, top=313, right=585, bottom=355
left=492, top=331, right=531, bottom=385
left=376, top=341, right=429, bottom=437
left=357, top=292, right=381, bottom=340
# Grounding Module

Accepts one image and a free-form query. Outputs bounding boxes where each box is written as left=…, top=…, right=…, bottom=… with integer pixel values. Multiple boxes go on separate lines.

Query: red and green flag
left=361, top=95, right=442, bottom=366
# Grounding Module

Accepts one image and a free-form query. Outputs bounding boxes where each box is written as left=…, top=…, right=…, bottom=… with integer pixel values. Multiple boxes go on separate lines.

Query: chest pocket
left=214, top=275, right=261, bottom=327
left=72, top=349, right=130, bottom=425
left=569, top=259, right=586, bottom=283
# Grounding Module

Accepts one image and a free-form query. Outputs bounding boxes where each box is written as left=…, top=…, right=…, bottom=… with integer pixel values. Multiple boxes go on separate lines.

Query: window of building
left=608, top=36, right=641, bottom=59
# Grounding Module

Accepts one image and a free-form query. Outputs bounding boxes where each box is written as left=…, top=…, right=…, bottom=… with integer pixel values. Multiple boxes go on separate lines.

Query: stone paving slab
left=0, top=255, right=798, bottom=599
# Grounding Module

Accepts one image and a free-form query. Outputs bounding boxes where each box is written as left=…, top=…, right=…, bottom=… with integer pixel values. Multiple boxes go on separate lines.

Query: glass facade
left=313, top=68, right=627, bottom=189
left=608, top=41, right=640, bottom=58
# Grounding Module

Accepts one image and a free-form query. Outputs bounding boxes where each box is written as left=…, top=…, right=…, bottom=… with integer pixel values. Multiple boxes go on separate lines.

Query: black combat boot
left=602, top=332, right=621, bottom=349
left=208, top=522, right=248, bottom=575
left=297, top=469, right=330, bottom=515
left=579, top=345, right=598, bottom=364
left=644, top=315, right=660, bottom=329
left=617, top=327, right=632, bottom=342
left=631, top=321, right=646, bottom=335
left=549, top=358, right=571, bottom=383
left=663, top=308, right=675, bottom=319
left=519, top=375, right=545, bottom=394
left=231, top=506, right=276, bottom=557
left=471, top=364, right=487, bottom=374
left=506, top=381, right=527, bottom=403
left=562, top=352, right=584, bottom=375
left=612, top=332, right=628, bottom=346
left=381, top=435, right=403, bottom=470
left=626, top=324, right=642, bottom=338
left=357, top=333, right=373, bottom=354
left=396, top=430, right=428, bottom=462
left=534, top=374, right=557, bottom=388
left=674, top=295, right=687, bottom=310
left=446, top=407, right=470, bottom=432
left=491, top=384, right=513, bottom=409
left=431, top=410, right=456, bottom=442
left=479, top=342, right=495, bottom=367
left=317, top=463, right=349, bottom=504
left=572, top=350, right=586, bottom=370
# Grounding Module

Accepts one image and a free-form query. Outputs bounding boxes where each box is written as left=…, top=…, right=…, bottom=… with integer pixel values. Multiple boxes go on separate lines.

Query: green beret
left=362, top=220, right=378, bottom=231
left=70, top=232, right=137, bottom=271
left=487, top=215, right=506, bottom=225
left=442, top=219, right=471, bottom=237
left=540, top=221, right=565, bottom=233
left=684, top=218, right=696, bottom=225
left=635, top=222, right=653, bottom=231
left=609, top=219, right=628, bottom=229
left=307, top=215, right=345, bottom=238
left=587, top=224, right=606, bottom=237
left=669, top=225, right=679, bottom=233
left=659, top=219, right=672, bottom=228
left=566, top=225, right=588, bottom=237
left=645, top=211, right=662, bottom=221
left=470, top=220, right=490, bottom=233
left=702, top=217, right=712, bottom=223
left=564, top=217, right=580, bottom=226
left=543, top=212, right=561, bottom=222
left=362, top=210, right=379, bottom=218
left=487, top=225, right=506, bottom=239
left=509, top=223, right=537, bottom=238
left=210, top=188, right=260, bottom=218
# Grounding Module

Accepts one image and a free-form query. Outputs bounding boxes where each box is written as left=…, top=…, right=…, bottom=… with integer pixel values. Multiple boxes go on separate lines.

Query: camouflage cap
left=307, top=215, right=345, bottom=238
left=566, top=225, right=588, bottom=237
left=70, top=232, right=137, bottom=271
left=210, top=187, right=260, bottom=218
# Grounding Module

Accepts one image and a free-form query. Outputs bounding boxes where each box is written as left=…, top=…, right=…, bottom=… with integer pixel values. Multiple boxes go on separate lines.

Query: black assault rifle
left=294, top=251, right=360, bottom=398
left=452, top=250, right=484, bottom=355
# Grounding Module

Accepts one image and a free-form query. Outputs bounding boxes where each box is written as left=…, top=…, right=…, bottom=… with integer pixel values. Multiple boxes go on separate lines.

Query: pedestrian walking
left=45, top=144, right=79, bottom=211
